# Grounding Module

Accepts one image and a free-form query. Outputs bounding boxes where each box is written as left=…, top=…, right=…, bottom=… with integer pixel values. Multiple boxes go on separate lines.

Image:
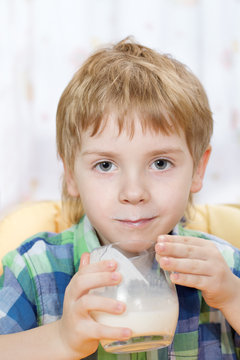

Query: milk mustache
left=90, top=244, right=179, bottom=353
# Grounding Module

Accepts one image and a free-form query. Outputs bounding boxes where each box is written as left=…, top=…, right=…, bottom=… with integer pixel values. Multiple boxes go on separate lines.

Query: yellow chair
left=0, top=201, right=240, bottom=274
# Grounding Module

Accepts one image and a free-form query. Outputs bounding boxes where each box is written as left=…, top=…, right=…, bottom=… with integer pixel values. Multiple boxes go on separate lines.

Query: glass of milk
left=90, top=241, right=179, bottom=354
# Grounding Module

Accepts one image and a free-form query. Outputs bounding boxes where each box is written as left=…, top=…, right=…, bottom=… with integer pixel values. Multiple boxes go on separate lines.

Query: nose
left=119, top=174, right=150, bottom=205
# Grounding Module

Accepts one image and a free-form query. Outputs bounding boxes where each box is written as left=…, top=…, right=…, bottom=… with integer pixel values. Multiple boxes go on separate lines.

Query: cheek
left=155, top=171, right=192, bottom=199
left=80, top=191, right=100, bottom=212
left=157, top=174, right=192, bottom=211
left=79, top=182, right=113, bottom=216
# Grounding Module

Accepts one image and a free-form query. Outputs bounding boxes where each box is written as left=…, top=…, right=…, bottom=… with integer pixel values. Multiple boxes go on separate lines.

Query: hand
left=57, top=253, right=132, bottom=360
left=155, top=235, right=239, bottom=311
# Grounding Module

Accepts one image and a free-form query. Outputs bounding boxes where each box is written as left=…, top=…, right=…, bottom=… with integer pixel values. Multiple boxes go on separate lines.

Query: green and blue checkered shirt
left=0, top=215, right=240, bottom=359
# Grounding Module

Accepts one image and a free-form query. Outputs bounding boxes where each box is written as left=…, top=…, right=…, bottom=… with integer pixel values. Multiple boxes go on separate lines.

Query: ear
left=190, top=145, right=212, bottom=193
left=63, top=163, right=80, bottom=197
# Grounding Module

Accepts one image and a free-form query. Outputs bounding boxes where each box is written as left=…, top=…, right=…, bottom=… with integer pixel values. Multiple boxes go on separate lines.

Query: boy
left=0, top=38, right=240, bottom=359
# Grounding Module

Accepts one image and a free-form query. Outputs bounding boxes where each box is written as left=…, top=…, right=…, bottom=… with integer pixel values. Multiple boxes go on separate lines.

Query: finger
left=77, top=294, right=126, bottom=317
left=155, top=241, right=208, bottom=260
left=92, top=322, right=132, bottom=342
left=157, top=256, right=211, bottom=276
left=157, top=234, right=208, bottom=247
left=170, top=272, right=208, bottom=290
left=67, top=270, right=122, bottom=300
left=80, top=252, right=90, bottom=267
left=156, top=235, right=218, bottom=260
left=78, top=259, right=118, bottom=275
left=97, top=324, right=132, bottom=342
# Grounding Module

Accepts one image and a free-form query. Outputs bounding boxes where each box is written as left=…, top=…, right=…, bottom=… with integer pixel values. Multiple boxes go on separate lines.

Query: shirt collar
left=73, top=215, right=101, bottom=272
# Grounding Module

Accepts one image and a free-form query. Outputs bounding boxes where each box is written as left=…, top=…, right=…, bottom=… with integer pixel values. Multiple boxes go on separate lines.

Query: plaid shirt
left=0, top=215, right=240, bottom=359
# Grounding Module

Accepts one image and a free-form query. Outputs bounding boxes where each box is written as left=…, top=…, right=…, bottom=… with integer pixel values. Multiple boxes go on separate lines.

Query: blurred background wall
left=0, top=0, right=240, bottom=215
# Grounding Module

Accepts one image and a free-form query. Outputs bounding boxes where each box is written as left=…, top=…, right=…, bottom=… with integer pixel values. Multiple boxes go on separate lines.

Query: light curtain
left=0, top=0, right=240, bottom=214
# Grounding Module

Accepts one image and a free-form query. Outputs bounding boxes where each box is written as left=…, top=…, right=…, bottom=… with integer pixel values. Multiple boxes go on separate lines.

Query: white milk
left=92, top=296, right=179, bottom=352
left=93, top=300, right=178, bottom=335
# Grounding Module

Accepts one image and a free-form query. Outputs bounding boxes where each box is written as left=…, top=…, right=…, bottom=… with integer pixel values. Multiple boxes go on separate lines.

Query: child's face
left=66, top=114, right=209, bottom=248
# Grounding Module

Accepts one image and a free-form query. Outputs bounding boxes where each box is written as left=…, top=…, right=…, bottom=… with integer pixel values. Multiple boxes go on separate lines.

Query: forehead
left=83, top=111, right=180, bottom=138
left=80, top=113, right=188, bottom=150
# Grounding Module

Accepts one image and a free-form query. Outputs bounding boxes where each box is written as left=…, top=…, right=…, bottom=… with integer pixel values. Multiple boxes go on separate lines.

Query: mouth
left=114, top=216, right=157, bottom=228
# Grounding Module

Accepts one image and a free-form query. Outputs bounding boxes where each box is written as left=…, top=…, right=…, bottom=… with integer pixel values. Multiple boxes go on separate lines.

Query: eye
left=95, top=161, right=116, bottom=172
left=151, top=159, right=171, bottom=171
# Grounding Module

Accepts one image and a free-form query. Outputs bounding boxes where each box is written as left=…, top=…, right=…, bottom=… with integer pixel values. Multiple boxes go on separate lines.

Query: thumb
left=79, top=252, right=90, bottom=269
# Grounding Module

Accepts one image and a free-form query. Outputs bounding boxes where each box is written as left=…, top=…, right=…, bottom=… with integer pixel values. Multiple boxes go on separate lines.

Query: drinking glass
left=90, top=241, right=179, bottom=354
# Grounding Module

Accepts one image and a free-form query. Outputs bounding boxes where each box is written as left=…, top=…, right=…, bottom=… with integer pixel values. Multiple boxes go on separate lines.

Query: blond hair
left=56, top=37, right=213, bottom=224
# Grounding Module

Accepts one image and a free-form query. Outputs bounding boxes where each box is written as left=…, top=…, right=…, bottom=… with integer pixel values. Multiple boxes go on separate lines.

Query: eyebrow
left=145, top=148, right=185, bottom=156
left=81, top=147, right=185, bottom=157
left=81, top=150, right=119, bottom=157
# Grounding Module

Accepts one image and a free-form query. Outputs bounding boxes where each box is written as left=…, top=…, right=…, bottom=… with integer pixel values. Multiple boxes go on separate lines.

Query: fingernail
left=122, top=329, right=132, bottom=338
left=115, top=302, right=124, bottom=312
left=158, top=235, right=166, bottom=242
left=156, top=243, right=165, bottom=252
left=107, top=260, right=116, bottom=269
left=171, top=272, right=179, bottom=281
left=111, top=272, right=120, bottom=281
left=161, top=257, right=170, bottom=265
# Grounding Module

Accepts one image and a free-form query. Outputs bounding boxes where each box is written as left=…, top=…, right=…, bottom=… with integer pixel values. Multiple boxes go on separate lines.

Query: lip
left=114, top=216, right=157, bottom=228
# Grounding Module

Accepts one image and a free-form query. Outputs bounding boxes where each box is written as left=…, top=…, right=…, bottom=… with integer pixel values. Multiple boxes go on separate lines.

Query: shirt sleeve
left=178, top=225, right=240, bottom=357
left=0, top=249, right=38, bottom=334
left=219, top=241, right=240, bottom=357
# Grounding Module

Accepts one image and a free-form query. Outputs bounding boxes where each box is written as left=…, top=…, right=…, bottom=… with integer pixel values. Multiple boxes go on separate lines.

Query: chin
left=103, top=235, right=155, bottom=253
